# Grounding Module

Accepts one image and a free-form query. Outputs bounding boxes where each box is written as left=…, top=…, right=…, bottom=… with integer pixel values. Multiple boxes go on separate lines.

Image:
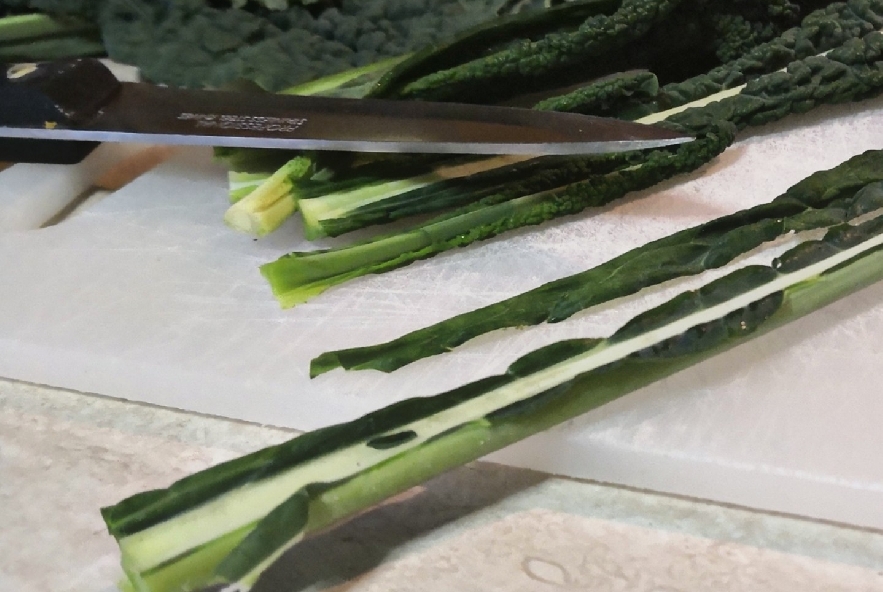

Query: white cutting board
left=2, top=98, right=883, bottom=530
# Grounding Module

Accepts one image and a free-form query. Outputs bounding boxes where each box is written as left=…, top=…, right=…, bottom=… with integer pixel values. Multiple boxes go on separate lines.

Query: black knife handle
left=0, top=59, right=122, bottom=164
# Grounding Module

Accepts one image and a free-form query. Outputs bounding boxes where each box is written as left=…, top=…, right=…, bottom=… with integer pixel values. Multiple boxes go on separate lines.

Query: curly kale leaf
left=655, top=0, right=883, bottom=110
left=393, top=0, right=687, bottom=101
left=91, top=0, right=502, bottom=91
left=667, top=30, right=883, bottom=134
left=370, top=0, right=625, bottom=98
left=701, top=0, right=803, bottom=63
left=532, top=69, right=660, bottom=115
left=385, top=0, right=810, bottom=103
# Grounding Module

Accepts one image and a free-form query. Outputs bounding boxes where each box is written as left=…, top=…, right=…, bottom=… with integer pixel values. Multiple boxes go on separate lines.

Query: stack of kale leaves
left=0, top=0, right=828, bottom=91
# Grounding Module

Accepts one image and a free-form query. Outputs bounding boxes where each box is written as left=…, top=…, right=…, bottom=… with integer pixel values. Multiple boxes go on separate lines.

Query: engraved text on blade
left=177, top=113, right=307, bottom=133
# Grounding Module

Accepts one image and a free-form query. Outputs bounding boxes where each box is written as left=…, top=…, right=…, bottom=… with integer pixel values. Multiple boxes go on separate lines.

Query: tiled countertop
left=3, top=378, right=883, bottom=592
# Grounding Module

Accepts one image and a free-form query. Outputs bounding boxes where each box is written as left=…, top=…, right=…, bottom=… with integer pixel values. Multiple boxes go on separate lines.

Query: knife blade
left=0, top=59, right=692, bottom=164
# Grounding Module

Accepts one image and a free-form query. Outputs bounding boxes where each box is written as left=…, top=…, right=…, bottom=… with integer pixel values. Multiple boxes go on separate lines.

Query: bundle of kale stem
left=309, top=19, right=883, bottom=371
left=93, top=3, right=883, bottom=591
left=102, top=146, right=883, bottom=592
left=247, top=0, right=883, bottom=311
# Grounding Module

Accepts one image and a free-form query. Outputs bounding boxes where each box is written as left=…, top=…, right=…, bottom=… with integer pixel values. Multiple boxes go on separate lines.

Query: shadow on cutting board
left=253, top=461, right=549, bottom=592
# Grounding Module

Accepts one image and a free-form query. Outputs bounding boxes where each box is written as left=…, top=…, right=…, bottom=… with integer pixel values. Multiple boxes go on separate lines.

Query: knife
left=0, top=58, right=692, bottom=164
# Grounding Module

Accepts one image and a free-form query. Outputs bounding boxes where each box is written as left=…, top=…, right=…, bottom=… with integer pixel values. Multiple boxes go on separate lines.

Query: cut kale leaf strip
left=299, top=1, right=883, bottom=240
left=263, top=26, right=883, bottom=309
left=658, top=31, right=883, bottom=134
left=542, top=0, right=883, bottom=120
left=389, top=0, right=803, bottom=104
left=643, top=0, right=883, bottom=114
left=297, top=152, right=639, bottom=240
left=224, top=0, right=873, bottom=239
left=103, top=155, right=883, bottom=592
left=261, top=122, right=734, bottom=308
left=370, top=0, right=625, bottom=99
left=532, top=69, right=661, bottom=117
left=226, top=153, right=497, bottom=238
left=310, top=152, right=883, bottom=375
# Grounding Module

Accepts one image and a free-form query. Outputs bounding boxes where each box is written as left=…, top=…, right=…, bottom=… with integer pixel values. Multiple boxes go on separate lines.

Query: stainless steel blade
left=0, top=82, right=692, bottom=155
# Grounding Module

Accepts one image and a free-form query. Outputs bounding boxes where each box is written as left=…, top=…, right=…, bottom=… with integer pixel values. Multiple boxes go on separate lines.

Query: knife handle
left=0, top=59, right=121, bottom=164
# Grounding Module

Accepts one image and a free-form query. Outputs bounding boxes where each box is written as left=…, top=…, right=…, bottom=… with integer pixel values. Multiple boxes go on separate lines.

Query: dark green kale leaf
left=393, top=0, right=689, bottom=102
left=386, top=0, right=811, bottom=103
left=655, top=0, right=883, bottom=110
left=94, top=0, right=503, bottom=91
left=532, top=69, right=660, bottom=115
left=666, top=30, right=883, bottom=133
left=310, top=148, right=883, bottom=375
